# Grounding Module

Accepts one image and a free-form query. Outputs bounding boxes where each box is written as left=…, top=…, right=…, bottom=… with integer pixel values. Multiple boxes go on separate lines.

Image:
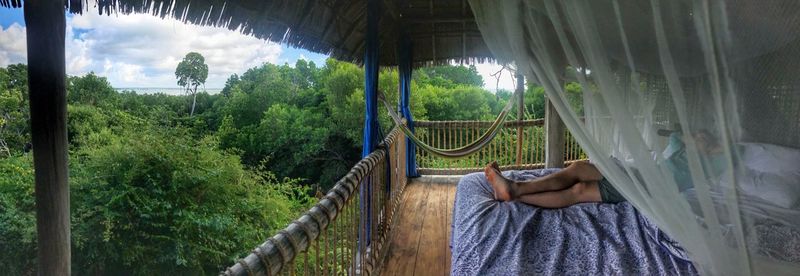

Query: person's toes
left=491, top=161, right=500, bottom=171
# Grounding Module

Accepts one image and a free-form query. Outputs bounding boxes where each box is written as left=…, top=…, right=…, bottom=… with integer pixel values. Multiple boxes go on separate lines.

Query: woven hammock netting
left=469, top=0, right=800, bottom=274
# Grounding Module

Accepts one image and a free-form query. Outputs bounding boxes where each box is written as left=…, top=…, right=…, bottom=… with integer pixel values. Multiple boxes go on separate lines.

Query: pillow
left=739, top=142, right=800, bottom=175
left=727, top=168, right=800, bottom=209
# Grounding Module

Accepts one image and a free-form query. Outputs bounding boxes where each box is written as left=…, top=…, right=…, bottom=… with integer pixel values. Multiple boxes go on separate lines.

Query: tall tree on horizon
left=175, top=52, right=208, bottom=116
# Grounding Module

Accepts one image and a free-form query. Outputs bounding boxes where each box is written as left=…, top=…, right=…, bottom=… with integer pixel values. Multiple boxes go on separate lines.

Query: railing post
left=545, top=97, right=565, bottom=168
left=397, top=33, right=419, bottom=178
left=515, top=73, right=524, bottom=166
left=25, top=1, right=71, bottom=275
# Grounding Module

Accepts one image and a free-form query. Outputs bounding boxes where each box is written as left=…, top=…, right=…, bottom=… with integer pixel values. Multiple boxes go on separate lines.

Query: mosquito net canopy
left=468, top=0, right=800, bottom=274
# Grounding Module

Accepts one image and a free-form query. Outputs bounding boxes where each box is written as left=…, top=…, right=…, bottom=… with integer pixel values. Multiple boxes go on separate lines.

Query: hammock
left=378, top=87, right=521, bottom=159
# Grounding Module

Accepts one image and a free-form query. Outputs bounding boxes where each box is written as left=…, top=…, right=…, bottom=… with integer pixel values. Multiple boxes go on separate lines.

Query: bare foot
left=484, top=161, right=516, bottom=201
left=490, top=161, right=501, bottom=173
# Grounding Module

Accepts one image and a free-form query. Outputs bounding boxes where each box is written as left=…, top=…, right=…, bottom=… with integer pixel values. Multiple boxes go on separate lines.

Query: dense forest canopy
left=0, top=59, right=564, bottom=274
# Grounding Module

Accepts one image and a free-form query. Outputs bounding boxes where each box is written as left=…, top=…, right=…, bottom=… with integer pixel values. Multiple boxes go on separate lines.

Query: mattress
left=450, top=169, right=697, bottom=275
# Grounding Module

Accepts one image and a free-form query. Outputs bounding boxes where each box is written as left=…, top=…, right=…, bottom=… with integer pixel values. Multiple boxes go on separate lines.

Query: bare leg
left=483, top=161, right=575, bottom=201
left=514, top=161, right=603, bottom=195
left=516, top=182, right=602, bottom=208
left=484, top=160, right=603, bottom=201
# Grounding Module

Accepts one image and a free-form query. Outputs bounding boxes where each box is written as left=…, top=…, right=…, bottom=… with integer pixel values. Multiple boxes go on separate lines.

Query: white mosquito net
left=468, top=0, right=800, bottom=274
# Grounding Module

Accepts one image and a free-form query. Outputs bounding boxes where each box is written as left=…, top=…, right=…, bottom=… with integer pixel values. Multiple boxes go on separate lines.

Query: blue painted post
left=361, top=0, right=380, bottom=249
left=398, top=34, right=420, bottom=177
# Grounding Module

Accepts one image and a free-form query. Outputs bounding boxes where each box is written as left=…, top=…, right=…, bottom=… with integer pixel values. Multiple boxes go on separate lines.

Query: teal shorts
left=598, top=177, right=626, bottom=203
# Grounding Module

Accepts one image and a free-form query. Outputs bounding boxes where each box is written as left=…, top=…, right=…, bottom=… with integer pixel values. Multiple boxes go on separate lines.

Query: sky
left=0, top=6, right=516, bottom=92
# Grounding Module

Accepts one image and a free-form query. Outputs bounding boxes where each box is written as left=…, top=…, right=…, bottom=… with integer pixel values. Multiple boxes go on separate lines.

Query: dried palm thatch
left=2, top=0, right=495, bottom=66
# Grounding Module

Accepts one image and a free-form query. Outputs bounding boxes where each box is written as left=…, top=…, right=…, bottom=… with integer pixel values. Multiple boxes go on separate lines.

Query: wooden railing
left=414, top=119, right=586, bottom=175
left=223, top=127, right=407, bottom=276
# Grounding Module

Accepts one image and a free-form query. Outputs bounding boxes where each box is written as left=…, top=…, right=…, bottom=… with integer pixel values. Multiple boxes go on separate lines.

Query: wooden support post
left=515, top=73, right=524, bottom=165
left=545, top=97, right=565, bottom=168
left=24, top=1, right=71, bottom=275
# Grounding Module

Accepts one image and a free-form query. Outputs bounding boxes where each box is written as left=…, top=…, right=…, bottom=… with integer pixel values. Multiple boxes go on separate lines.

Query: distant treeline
left=114, top=87, right=223, bottom=95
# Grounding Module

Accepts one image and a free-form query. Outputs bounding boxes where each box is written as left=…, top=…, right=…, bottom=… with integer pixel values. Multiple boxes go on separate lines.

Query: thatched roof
left=2, top=0, right=495, bottom=66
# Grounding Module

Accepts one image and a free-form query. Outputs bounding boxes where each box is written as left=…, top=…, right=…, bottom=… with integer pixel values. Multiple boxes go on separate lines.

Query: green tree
left=415, top=65, right=484, bottom=88
left=220, top=74, right=239, bottom=98
left=525, top=84, right=547, bottom=119
left=67, top=72, right=118, bottom=106
left=416, top=84, right=495, bottom=121
left=175, top=52, right=209, bottom=116
left=524, top=81, right=583, bottom=119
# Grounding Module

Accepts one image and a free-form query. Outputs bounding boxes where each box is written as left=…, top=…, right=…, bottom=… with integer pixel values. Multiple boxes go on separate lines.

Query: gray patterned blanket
left=450, top=169, right=698, bottom=275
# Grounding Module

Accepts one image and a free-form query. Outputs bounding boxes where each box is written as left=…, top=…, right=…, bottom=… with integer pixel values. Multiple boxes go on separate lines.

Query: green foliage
left=223, top=63, right=296, bottom=127
left=219, top=60, right=363, bottom=186
left=66, top=104, right=145, bottom=148
left=0, top=127, right=314, bottom=275
left=68, top=128, right=313, bottom=274
left=416, top=85, right=498, bottom=121
left=67, top=72, right=118, bottom=106
left=0, top=155, right=36, bottom=272
left=526, top=84, right=547, bottom=119
left=564, top=82, right=584, bottom=115
left=414, top=65, right=484, bottom=88
left=525, top=81, right=583, bottom=119
left=220, top=74, right=239, bottom=98
left=0, top=64, right=30, bottom=156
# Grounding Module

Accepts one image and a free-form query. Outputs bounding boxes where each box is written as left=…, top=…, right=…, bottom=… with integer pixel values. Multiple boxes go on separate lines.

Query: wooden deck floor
left=381, top=176, right=461, bottom=276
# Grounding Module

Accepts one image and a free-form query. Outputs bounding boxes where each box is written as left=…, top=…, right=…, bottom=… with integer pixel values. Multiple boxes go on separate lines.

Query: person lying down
left=484, top=160, right=622, bottom=208
left=485, top=130, right=724, bottom=208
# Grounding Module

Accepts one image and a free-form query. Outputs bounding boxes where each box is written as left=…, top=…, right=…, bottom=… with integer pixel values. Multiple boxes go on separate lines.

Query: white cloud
left=0, top=9, right=283, bottom=89
left=65, top=27, right=92, bottom=73
left=63, top=11, right=283, bottom=88
left=0, top=23, right=27, bottom=66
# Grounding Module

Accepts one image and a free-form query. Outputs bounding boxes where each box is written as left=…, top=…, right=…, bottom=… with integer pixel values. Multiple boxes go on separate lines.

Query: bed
left=450, top=169, right=698, bottom=275
left=450, top=167, right=800, bottom=275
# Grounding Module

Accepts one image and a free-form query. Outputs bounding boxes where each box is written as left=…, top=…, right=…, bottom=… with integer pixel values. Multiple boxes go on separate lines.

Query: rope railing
left=223, top=127, right=407, bottom=276
left=414, top=119, right=587, bottom=175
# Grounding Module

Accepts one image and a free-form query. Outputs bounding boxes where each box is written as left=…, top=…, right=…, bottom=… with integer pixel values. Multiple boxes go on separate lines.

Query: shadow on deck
left=381, top=175, right=463, bottom=276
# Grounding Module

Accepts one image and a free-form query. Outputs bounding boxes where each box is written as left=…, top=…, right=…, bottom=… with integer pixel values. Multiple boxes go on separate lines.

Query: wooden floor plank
left=381, top=177, right=458, bottom=276
left=382, top=180, right=430, bottom=276
left=445, top=184, right=455, bottom=274
left=413, top=183, right=448, bottom=276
